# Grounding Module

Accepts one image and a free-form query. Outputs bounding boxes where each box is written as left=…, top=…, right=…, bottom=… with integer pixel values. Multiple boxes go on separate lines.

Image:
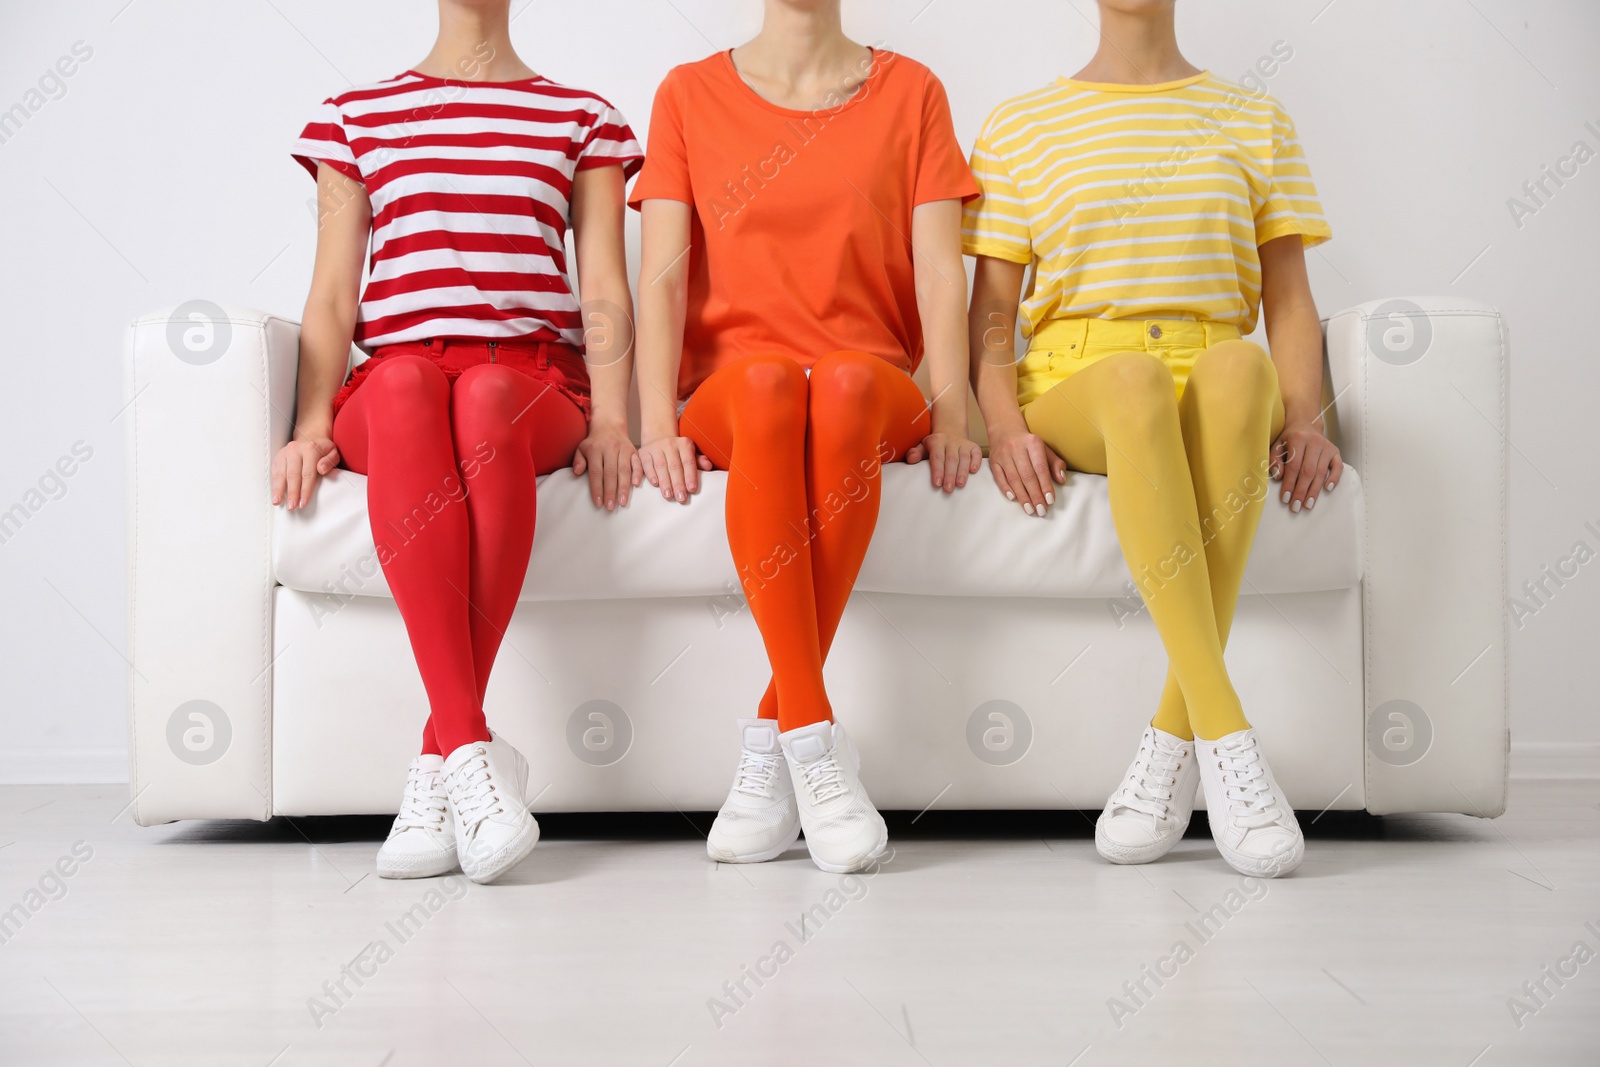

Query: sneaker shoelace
left=1214, top=734, right=1283, bottom=829
left=450, top=752, right=505, bottom=834
left=392, top=767, right=448, bottom=834
left=798, top=752, right=850, bottom=805
left=1114, top=738, right=1185, bottom=820
left=733, top=750, right=784, bottom=799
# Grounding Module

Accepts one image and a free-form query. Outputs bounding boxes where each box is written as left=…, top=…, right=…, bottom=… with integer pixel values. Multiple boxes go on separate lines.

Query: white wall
left=1, top=0, right=1595, bottom=782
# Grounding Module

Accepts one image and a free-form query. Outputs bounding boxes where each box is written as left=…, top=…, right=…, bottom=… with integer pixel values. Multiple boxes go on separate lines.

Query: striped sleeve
left=291, top=98, right=363, bottom=185
left=961, top=109, right=1032, bottom=264
left=577, top=99, right=645, bottom=180
left=1255, top=100, right=1331, bottom=248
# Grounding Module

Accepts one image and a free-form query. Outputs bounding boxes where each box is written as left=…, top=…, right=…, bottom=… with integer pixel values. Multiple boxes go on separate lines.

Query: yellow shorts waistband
left=1029, top=317, right=1242, bottom=354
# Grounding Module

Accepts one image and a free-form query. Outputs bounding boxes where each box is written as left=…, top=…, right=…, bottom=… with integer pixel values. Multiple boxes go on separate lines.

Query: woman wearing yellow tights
left=965, top=0, right=1341, bottom=877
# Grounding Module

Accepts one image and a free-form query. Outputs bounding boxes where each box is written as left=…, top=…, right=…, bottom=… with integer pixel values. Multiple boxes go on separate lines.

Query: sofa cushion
left=272, top=461, right=1362, bottom=602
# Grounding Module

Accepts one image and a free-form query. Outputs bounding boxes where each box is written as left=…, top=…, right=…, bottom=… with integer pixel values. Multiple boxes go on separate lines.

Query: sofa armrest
left=1324, top=297, right=1509, bottom=816
left=126, top=304, right=301, bottom=823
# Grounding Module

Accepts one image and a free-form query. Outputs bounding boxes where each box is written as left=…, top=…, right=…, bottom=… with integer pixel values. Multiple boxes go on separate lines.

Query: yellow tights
left=1023, top=341, right=1285, bottom=741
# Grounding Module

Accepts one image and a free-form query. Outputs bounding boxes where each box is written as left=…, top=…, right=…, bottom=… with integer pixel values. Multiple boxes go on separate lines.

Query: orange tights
left=680, top=351, right=929, bottom=732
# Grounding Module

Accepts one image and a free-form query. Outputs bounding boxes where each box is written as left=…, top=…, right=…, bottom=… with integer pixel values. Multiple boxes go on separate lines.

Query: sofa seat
left=125, top=297, right=1509, bottom=823
left=272, top=461, right=1365, bottom=603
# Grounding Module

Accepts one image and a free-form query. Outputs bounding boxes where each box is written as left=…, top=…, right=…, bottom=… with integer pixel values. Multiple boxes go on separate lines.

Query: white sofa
left=123, top=297, right=1509, bottom=824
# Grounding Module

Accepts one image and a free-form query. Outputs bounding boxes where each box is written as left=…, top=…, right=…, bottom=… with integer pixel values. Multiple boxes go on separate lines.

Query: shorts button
left=1148, top=324, right=1162, bottom=339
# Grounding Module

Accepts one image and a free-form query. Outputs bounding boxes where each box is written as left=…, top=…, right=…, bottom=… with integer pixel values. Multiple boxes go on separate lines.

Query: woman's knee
left=734, top=353, right=808, bottom=396
left=1184, top=343, right=1280, bottom=440
left=1188, top=341, right=1277, bottom=400
left=450, top=364, right=527, bottom=427
left=809, top=350, right=885, bottom=410
left=361, top=355, right=451, bottom=418
left=727, top=354, right=808, bottom=429
left=1094, top=351, right=1179, bottom=430
left=1100, top=350, right=1175, bottom=393
left=806, top=351, right=900, bottom=461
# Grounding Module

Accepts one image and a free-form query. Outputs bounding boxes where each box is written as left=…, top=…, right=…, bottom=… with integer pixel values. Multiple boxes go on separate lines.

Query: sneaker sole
left=376, top=849, right=460, bottom=880
left=1094, top=817, right=1188, bottom=866
left=805, top=825, right=889, bottom=875
left=1206, top=808, right=1305, bottom=878
left=461, top=818, right=541, bottom=885
left=1214, top=836, right=1305, bottom=879
left=707, top=822, right=801, bottom=864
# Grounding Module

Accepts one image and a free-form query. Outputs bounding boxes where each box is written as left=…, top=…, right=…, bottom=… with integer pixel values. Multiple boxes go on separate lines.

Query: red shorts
left=332, top=338, right=592, bottom=420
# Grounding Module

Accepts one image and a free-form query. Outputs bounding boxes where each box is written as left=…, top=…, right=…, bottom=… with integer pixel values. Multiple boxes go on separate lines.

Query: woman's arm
left=634, top=198, right=710, bottom=503
left=271, top=163, right=369, bottom=509
left=569, top=165, right=643, bottom=510
left=968, top=254, right=1067, bottom=515
left=1259, top=234, right=1344, bottom=513
left=907, top=198, right=983, bottom=492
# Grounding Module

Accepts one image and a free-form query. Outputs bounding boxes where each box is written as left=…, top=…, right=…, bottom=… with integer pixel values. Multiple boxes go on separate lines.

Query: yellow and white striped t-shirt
left=962, top=72, right=1330, bottom=338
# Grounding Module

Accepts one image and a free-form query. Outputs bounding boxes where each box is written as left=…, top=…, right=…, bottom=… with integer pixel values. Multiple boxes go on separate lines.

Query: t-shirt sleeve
left=291, top=98, right=363, bottom=185
left=961, top=107, right=1033, bottom=264
left=627, top=71, right=693, bottom=210
left=913, top=71, right=981, bottom=207
left=577, top=98, right=645, bottom=180
left=1255, top=101, right=1331, bottom=248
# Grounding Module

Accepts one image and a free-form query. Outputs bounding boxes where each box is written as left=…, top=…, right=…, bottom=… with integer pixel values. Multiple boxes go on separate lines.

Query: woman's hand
left=271, top=436, right=340, bottom=510
left=905, top=431, right=983, bottom=493
left=639, top=433, right=712, bottom=504
left=985, top=426, right=1068, bottom=516
left=573, top=422, right=643, bottom=511
left=1272, top=421, right=1343, bottom=513
left=1259, top=235, right=1339, bottom=515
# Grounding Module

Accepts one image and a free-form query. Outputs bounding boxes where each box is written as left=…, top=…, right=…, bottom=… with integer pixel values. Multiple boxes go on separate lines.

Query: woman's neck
left=733, top=0, right=870, bottom=107
left=414, top=1, right=534, bottom=81
left=1072, top=5, right=1200, bottom=85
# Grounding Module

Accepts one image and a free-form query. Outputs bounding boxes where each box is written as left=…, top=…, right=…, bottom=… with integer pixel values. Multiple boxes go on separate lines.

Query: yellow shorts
left=1016, top=318, right=1244, bottom=409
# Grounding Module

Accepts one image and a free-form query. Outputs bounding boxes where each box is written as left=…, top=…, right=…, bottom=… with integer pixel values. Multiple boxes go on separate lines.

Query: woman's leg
left=1023, top=350, right=1244, bottom=732
left=446, top=365, right=588, bottom=752
left=1149, top=341, right=1286, bottom=741
left=332, top=356, right=480, bottom=758
left=679, top=354, right=829, bottom=730
left=751, top=351, right=930, bottom=725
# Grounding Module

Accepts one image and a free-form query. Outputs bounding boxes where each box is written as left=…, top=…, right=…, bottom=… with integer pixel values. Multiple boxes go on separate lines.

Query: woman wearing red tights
left=273, top=0, right=643, bottom=884
left=633, top=0, right=984, bottom=873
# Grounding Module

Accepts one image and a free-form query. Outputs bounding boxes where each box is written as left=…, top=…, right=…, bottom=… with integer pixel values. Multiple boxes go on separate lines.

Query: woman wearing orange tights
left=631, top=0, right=982, bottom=873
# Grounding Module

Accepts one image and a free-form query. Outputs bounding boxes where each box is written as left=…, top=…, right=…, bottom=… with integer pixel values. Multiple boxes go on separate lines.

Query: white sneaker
left=1096, top=726, right=1198, bottom=865
left=708, top=719, right=801, bottom=864
left=1195, top=729, right=1304, bottom=878
left=442, top=731, right=540, bottom=884
left=779, top=721, right=888, bottom=874
left=376, top=754, right=458, bottom=879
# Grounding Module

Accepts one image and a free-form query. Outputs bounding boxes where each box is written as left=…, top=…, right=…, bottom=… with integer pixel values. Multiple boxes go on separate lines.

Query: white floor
left=2, top=782, right=1598, bottom=1066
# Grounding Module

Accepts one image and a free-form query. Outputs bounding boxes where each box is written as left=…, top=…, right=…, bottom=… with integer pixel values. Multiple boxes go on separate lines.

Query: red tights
left=333, top=355, right=587, bottom=757
left=680, top=351, right=929, bottom=732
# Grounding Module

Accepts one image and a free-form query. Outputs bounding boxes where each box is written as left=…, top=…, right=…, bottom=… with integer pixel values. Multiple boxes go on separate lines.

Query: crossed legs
left=1023, top=341, right=1283, bottom=740
left=679, top=351, right=929, bottom=732
left=332, top=355, right=587, bottom=757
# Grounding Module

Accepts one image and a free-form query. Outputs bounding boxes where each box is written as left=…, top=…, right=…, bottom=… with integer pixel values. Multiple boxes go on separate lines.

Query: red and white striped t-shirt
left=292, top=71, right=643, bottom=349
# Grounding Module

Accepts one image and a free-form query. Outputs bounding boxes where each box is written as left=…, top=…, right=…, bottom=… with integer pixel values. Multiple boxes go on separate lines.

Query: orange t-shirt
left=628, top=49, right=979, bottom=400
